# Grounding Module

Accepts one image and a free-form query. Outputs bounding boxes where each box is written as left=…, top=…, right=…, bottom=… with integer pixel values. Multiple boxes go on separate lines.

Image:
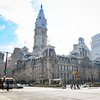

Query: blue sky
left=0, top=15, right=17, bottom=45
left=0, top=0, right=100, bottom=55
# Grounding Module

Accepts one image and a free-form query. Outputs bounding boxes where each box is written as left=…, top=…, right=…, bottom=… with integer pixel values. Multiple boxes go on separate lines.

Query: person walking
left=2, top=77, right=5, bottom=90
left=6, top=79, right=9, bottom=91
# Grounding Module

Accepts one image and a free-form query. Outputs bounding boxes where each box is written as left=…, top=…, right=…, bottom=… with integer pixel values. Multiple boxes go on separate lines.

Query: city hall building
left=12, top=5, right=100, bottom=84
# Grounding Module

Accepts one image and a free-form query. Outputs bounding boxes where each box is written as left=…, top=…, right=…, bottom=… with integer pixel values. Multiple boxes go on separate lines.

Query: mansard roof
left=40, top=45, right=56, bottom=57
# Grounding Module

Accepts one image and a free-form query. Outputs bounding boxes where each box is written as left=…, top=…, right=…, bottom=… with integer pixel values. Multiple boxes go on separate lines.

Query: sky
left=0, top=0, right=100, bottom=55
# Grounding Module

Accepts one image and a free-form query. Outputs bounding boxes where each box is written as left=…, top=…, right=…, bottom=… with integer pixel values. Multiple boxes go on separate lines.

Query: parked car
left=82, top=83, right=89, bottom=88
left=28, top=84, right=33, bottom=86
left=15, top=84, right=23, bottom=89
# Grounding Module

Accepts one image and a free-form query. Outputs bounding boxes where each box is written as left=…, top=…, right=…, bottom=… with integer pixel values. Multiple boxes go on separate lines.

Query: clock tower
left=33, top=5, right=47, bottom=56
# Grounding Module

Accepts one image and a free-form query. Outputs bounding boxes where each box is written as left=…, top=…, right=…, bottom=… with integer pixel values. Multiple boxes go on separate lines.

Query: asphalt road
left=0, top=87, right=100, bottom=100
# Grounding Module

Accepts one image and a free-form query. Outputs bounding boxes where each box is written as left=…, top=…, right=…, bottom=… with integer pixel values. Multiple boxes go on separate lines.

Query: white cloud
left=0, top=0, right=100, bottom=55
left=0, top=45, right=17, bottom=53
left=0, top=0, right=36, bottom=52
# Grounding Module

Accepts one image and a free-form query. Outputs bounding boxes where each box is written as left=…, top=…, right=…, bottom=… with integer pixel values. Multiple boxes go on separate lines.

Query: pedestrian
left=76, top=84, right=80, bottom=89
left=73, top=83, right=76, bottom=89
left=6, top=79, right=9, bottom=91
left=2, top=77, right=5, bottom=90
left=70, top=84, right=73, bottom=89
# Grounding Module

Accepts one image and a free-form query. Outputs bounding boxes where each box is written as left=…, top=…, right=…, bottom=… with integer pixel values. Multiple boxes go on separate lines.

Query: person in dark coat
left=6, top=79, right=9, bottom=91
left=2, top=77, right=5, bottom=90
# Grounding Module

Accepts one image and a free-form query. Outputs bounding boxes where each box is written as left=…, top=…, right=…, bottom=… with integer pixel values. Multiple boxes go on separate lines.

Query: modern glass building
left=91, top=33, right=100, bottom=60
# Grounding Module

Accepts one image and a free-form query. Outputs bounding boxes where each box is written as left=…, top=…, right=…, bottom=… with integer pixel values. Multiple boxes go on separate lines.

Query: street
left=0, top=87, right=100, bottom=100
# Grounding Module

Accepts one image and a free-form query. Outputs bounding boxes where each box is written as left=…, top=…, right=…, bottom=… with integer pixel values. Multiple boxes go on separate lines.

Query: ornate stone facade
left=12, top=5, right=100, bottom=84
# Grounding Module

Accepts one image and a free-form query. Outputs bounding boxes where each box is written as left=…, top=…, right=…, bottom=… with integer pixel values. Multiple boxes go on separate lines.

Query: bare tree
left=79, top=56, right=92, bottom=84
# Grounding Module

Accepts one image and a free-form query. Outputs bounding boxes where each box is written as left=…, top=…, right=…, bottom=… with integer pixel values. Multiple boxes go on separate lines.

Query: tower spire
left=41, top=4, right=42, bottom=9
left=35, top=4, right=47, bottom=28
left=33, top=5, right=48, bottom=56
